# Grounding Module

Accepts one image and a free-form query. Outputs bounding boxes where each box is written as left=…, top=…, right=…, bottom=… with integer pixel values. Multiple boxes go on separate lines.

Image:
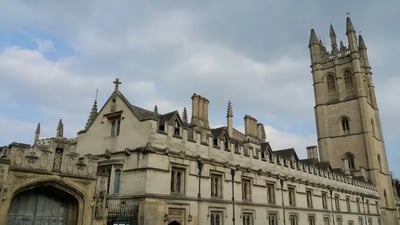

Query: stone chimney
left=257, top=123, right=266, bottom=142
left=244, top=115, right=257, bottom=138
left=190, top=93, right=210, bottom=129
left=306, top=146, right=319, bottom=160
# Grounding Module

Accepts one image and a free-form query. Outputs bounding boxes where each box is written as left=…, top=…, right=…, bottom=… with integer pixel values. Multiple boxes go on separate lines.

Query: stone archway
left=168, top=221, right=181, bottom=225
left=6, top=185, right=78, bottom=225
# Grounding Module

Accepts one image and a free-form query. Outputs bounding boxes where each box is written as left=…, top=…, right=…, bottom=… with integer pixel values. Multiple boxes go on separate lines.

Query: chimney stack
left=306, top=146, right=319, bottom=160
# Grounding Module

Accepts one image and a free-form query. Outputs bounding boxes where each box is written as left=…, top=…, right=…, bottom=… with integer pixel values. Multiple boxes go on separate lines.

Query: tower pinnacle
left=329, top=24, right=338, bottom=53
left=56, top=119, right=64, bottom=138
left=85, top=90, right=99, bottom=130
left=34, top=122, right=40, bottom=144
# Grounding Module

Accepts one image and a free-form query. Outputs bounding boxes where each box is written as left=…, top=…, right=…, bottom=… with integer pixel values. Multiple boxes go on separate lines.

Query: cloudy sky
left=0, top=1, right=399, bottom=176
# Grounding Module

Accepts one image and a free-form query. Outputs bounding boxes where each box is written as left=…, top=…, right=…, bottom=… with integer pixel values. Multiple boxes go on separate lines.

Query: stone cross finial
left=113, top=78, right=121, bottom=92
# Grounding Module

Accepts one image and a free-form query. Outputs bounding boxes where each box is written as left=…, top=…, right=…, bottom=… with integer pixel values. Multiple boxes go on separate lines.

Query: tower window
left=344, top=70, right=354, bottom=89
left=327, top=74, right=337, bottom=99
left=341, top=117, right=350, bottom=134
left=343, top=152, right=355, bottom=170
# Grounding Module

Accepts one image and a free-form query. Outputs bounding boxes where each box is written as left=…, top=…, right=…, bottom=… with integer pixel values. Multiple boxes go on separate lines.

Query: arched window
left=114, top=169, right=121, bottom=194
left=341, top=117, right=351, bottom=134
left=343, top=152, right=355, bottom=170
left=327, top=74, right=337, bottom=93
left=344, top=70, right=354, bottom=89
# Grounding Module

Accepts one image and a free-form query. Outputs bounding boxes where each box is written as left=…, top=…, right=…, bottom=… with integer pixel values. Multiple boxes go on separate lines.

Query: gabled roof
left=272, top=148, right=299, bottom=161
left=158, top=110, right=183, bottom=126
left=260, top=142, right=273, bottom=154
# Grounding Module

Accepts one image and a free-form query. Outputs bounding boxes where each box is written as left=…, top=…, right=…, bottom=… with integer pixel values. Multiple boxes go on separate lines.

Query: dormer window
left=111, top=118, right=121, bottom=137
left=223, top=135, right=229, bottom=150
left=174, top=120, right=181, bottom=136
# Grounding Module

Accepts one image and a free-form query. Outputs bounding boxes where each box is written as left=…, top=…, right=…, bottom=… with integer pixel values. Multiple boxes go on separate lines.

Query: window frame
left=171, top=166, right=185, bottom=194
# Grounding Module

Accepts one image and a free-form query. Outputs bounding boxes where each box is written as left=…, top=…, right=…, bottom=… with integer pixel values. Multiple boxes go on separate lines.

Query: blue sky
left=0, top=1, right=399, bottom=177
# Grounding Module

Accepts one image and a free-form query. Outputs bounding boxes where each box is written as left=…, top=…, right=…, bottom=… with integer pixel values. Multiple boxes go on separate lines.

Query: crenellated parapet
left=8, top=139, right=97, bottom=179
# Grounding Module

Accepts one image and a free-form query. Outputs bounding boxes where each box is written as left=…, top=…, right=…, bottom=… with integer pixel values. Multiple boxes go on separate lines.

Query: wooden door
left=7, top=187, right=76, bottom=225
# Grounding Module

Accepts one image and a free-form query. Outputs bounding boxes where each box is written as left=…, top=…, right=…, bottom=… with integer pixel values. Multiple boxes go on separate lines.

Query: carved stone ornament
left=87, top=160, right=94, bottom=175
left=39, top=153, right=48, bottom=168
left=14, top=149, right=24, bottom=165
left=67, top=157, right=74, bottom=172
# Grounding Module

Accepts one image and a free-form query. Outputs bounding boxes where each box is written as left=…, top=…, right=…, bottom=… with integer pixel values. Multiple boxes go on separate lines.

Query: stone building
left=0, top=17, right=399, bottom=225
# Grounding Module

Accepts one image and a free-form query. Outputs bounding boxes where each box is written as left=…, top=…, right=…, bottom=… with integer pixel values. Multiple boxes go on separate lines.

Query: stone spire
left=340, top=40, right=345, bottom=51
left=309, top=28, right=321, bottom=64
left=56, top=119, right=64, bottom=138
left=182, top=107, right=188, bottom=124
left=359, top=34, right=367, bottom=49
left=85, top=90, right=98, bottom=130
left=329, top=24, right=338, bottom=53
left=309, top=28, right=319, bottom=46
left=346, top=16, right=358, bottom=52
left=359, top=34, right=370, bottom=67
left=34, top=122, right=40, bottom=144
left=154, top=105, right=158, bottom=115
left=227, top=100, right=233, bottom=137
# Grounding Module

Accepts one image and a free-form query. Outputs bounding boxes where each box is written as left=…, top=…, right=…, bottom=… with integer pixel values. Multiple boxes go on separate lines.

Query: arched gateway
left=7, top=185, right=78, bottom=225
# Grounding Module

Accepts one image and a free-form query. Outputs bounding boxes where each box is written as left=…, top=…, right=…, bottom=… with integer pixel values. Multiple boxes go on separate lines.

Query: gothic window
left=343, top=152, right=355, bottom=170
left=111, top=118, right=121, bottom=137
left=288, top=186, right=296, bottom=206
left=223, top=135, right=229, bottom=150
left=210, top=211, right=223, bottom=225
left=268, top=213, right=278, bottom=225
left=335, top=195, right=340, bottom=211
left=213, top=138, right=219, bottom=147
left=322, top=192, right=328, bottom=209
left=323, top=217, right=330, bottom=225
left=114, top=169, right=121, bottom=194
left=308, top=215, right=316, bottom=225
left=337, top=217, right=343, bottom=225
left=242, top=213, right=253, bottom=225
left=267, top=183, right=275, bottom=204
left=306, top=189, right=313, bottom=208
left=356, top=198, right=361, bottom=212
left=242, top=178, right=252, bottom=201
left=344, top=70, right=354, bottom=93
left=171, top=167, right=185, bottom=194
left=174, top=120, right=181, bottom=136
left=327, top=74, right=337, bottom=99
left=366, top=199, right=370, bottom=214
left=234, top=143, right=240, bottom=154
left=211, top=173, right=222, bottom=198
left=341, top=117, right=351, bottom=134
left=346, top=197, right=351, bottom=212
left=289, top=214, right=298, bottom=225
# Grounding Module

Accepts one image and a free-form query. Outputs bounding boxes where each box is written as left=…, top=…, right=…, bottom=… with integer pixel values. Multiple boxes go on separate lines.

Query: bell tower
left=309, top=17, right=398, bottom=225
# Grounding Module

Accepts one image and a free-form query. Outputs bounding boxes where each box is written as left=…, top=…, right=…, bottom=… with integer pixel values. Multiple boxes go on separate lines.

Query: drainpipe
left=231, top=168, right=236, bottom=225
left=280, top=178, right=286, bottom=225
left=197, top=159, right=203, bottom=225
left=330, top=189, right=335, bottom=225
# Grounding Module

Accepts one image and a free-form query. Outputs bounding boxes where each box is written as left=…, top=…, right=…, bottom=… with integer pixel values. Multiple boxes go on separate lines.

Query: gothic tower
left=309, top=17, right=398, bottom=224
